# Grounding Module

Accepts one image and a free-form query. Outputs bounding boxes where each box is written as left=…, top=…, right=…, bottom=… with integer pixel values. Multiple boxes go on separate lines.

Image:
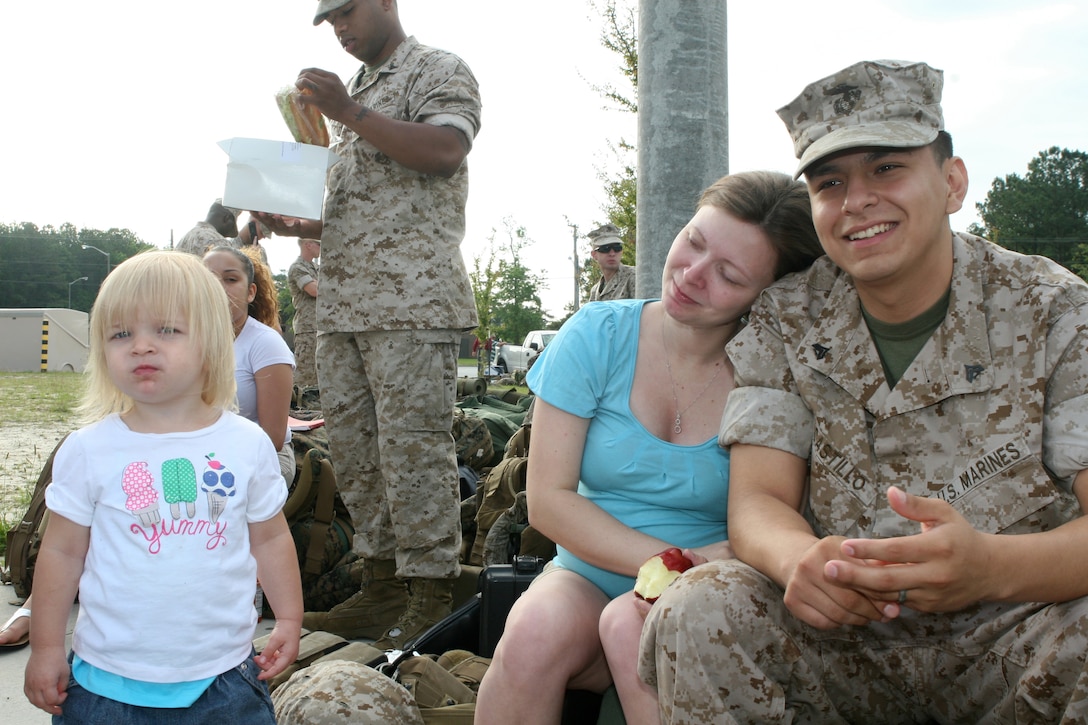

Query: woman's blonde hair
left=79, top=250, right=237, bottom=423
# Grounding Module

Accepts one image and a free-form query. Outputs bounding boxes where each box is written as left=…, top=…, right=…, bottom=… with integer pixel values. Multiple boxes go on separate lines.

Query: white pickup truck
left=495, top=330, right=556, bottom=373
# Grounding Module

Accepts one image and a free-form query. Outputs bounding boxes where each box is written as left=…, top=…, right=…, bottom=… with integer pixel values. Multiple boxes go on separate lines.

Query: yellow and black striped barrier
left=40, top=317, right=50, bottom=372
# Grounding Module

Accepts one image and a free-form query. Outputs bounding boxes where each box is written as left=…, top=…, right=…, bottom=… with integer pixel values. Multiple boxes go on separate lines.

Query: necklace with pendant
left=661, top=316, right=725, bottom=434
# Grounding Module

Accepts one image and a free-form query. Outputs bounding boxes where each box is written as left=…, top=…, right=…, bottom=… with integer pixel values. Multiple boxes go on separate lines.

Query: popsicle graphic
left=201, top=453, right=236, bottom=523
left=162, top=457, right=198, bottom=519
left=122, top=461, right=161, bottom=527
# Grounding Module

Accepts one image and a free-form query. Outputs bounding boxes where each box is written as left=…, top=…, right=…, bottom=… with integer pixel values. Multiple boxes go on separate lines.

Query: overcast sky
left=2, top=1, right=1086, bottom=317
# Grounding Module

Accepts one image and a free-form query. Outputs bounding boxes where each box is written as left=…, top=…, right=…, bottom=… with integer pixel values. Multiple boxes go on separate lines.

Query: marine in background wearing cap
left=175, top=200, right=239, bottom=256
left=638, top=60, right=1088, bottom=723
left=254, top=0, right=481, bottom=652
left=587, top=223, right=637, bottom=302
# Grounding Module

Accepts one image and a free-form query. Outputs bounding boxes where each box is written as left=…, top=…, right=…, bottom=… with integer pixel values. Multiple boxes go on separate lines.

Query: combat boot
left=372, top=577, right=454, bottom=650
left=301, top=559, right=407, bottom=640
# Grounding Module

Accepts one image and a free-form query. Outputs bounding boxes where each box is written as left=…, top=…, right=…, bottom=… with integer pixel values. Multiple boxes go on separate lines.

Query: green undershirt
left=862, top=287, right=951, bottom=388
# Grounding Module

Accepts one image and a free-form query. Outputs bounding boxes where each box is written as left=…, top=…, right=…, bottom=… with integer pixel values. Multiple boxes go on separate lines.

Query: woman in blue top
left=476, top=171, right=824, bottom=725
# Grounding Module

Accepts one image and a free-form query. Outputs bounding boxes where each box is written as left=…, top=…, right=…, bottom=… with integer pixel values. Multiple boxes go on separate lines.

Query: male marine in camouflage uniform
left=586, top=223, right=636, bottom=302
left=287, top=238, right=321, bottom=388
left=639, top=60, right=1088, bottom=723
left=258, top=0, right=481, bottom=649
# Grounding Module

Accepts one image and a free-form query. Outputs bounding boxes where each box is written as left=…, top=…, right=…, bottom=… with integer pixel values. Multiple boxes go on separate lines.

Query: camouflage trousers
left=318, top=329, right=462, bottom=580
left=639, top=558, right=1088, bottom=724
left=293, top=329, right=318, bottom=389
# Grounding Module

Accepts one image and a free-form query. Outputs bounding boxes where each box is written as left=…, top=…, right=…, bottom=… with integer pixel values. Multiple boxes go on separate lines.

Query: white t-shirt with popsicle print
left=46, top=411, right=286, bottom=683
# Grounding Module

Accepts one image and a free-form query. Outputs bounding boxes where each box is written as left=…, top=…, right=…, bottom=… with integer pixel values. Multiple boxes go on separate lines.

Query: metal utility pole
left=68, top=277, right=88, bottom=308
left=569, top=222, right=580, bottom=312
left=636, top=0, right=728, bottom=298
left=81, top=243, right=111, bottom=277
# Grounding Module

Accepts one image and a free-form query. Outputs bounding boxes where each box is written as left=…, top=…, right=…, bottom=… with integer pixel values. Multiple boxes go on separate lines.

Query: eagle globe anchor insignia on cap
left=777, top=59, right=945, bottom=178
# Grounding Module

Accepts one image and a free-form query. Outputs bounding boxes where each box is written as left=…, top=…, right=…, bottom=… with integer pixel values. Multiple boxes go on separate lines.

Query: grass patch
left=0, top=372, right=83, bottom=558
left=0, top=371, right=83, bottom=426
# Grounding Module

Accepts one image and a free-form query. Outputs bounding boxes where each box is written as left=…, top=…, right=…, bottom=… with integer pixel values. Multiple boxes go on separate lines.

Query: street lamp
left=68, top=276, right=88, bottom=308
left=81, top=244, right=111, bottom=276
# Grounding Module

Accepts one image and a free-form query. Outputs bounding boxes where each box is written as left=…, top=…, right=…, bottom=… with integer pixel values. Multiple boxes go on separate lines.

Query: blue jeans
left=54, top=653, right=275, bottom=725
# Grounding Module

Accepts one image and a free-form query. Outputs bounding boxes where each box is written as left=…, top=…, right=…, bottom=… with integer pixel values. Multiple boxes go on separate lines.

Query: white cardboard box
left=218, top=138, right=339, bottom=220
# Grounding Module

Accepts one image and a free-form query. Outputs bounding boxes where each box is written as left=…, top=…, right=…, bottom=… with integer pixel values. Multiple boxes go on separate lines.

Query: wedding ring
left=897, top=589, right=908, bottom=605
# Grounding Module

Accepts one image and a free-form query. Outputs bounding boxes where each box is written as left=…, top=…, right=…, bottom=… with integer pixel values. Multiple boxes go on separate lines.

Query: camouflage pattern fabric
left=289, top=255, right=320, bottom=388
left=776, top=59, right=943, bottom=178
left=292, top=330, right=318, bottom=389
left=273, top=660, right=424, bottom=724
left=641, top=559, right=1088, bottom=723
left=640, top=234, right=1088, bottom=722
left=482, top=489, right=555, bottom=566
left=320, top=329, right=463, bottom=580
left=452, top=408, right=492, bottom=474
left=455, top=396, right=531, bottom=466
left=588, top=263, right=637, bottom=302
left=722, top=234, right=1088, bottom=535
left=309, top=34, right=478, bottom=586
left=293, top=388, right=322, bottom=411
left=481, top=489, right=527, bottom=566
left=302, top=550, right=364, bottom=613
left=318, top=36, right=481, bottom=334
left=175, top=221, right=228, bottom=256
left=467, top=455, right=528, bottom=567
left=289, top=514, right=355, bottom=605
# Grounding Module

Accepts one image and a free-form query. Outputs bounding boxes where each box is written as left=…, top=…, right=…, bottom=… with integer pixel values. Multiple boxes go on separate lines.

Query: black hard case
left=478, top=555, right=546, bottom=656
left=404, top=555, right=544, bottom=658
left=404, top=556, right=604, bottom=724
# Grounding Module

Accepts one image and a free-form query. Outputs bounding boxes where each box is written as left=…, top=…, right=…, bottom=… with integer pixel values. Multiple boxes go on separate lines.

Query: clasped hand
left=786, top=486, right=993, bottom=629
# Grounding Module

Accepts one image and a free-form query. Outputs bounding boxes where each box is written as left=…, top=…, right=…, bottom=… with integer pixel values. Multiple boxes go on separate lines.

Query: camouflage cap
left=587, top=223, right=624, bottom=250
left=272, top=660, right=425, bottom=724
left=777, top=60, right=944, bottom=178
left=313, top=0, right=351, bottom=26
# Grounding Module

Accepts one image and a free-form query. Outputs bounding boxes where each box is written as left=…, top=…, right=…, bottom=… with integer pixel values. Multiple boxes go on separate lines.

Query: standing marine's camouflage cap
left=587, top=223, right=624, bottom=250
left=313, top=0, right=351, bottom=26
left=272, top=660, right=425, bottom=724
left=777, top=60, right=944, bottom=178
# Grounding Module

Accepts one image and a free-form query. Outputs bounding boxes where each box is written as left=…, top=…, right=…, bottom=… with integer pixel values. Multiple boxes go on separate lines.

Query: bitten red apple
left=634, top=547, right=694, bottom=602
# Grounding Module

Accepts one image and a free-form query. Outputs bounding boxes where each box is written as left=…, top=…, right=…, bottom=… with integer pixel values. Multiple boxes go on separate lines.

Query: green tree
left=0, top=223, right=152, bottom=310
left=577, top=0, right=639, bottom=305
left=473, top=220, right=551, bottom=347
left=588, top=0, right=638, bottom=115
left=469, top=243, right=500, bottom=375
left=970, top=146, right=1088, bottom=277
left=275, top=272, right=294, bottom=335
